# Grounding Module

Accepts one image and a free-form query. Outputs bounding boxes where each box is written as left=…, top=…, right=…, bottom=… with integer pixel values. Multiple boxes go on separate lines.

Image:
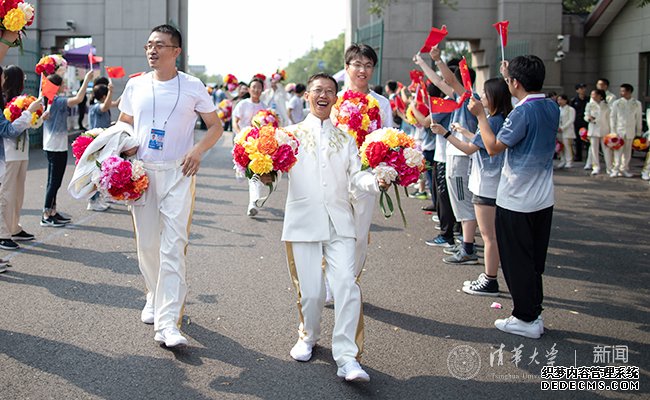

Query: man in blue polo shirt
left=468, top=55, right=559, bottom=339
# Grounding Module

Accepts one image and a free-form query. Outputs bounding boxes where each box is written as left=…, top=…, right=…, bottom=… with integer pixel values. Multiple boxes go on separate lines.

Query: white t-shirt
left=119, top=71, right=216, bottom=162
left=287, top=95, right=305, bottom=124
left=4, top=132, right=29, bottom=161
left=232, top=98, right=267, bottom=130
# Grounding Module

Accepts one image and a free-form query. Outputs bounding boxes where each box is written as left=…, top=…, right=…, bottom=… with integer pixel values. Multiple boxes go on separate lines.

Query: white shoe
left=87, top=200, right=109, bottom=211
left=494, top=316, right=541, bottom=339
left=563, top=163, right=573, bottom=169
left=583, top=163, right=590, bottom=170
left=642, top=171, right=650, bottom=181
left=590, top=169, right=599, bottom=176
left=432, top=215, right=440, bottom=223
left=290, top=340, right=313, bottom=362
left=621, top=170, right=633, bottom=178
left=537, top=315, right=544, bottom=335
left=556, top=162, right=565, bottom=169
left=608, top=170, right=618, bottom=178
left=154, top=327, right=188, bottom=347
left=141, top=301, right=154, bottom=324
left=337, top=360, right=370, bottom=382
left=247, top=204, right=258, bottom=217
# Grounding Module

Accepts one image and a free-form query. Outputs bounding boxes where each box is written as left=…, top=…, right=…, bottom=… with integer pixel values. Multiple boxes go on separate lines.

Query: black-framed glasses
left=143, top=43, right=178, bottom=51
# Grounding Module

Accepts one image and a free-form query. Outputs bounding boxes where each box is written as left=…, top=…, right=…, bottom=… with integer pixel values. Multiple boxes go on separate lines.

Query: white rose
left=373, top=163, right=398, bottom=182
left=403, top=147, right=424, bottom=168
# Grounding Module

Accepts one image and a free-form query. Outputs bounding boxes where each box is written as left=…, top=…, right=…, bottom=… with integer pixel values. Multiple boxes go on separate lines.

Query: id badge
left=148, top=128, right=165, bottom=150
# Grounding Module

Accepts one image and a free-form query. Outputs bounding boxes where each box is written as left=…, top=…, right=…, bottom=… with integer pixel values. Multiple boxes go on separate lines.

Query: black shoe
left=52, top=213, right=71, bottom=223
left=40, top=217, right=66, bottom=227
left=0, top=239, right=19, bottom=250
left=11, top=230, right=35, bottom=241
left=421, top=204, right=436, bottom=212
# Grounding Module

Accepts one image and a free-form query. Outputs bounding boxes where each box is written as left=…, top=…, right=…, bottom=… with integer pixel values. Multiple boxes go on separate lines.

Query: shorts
left=445, top=155, right=476, bottom=221
left=471, top=194, right=497, bottom=206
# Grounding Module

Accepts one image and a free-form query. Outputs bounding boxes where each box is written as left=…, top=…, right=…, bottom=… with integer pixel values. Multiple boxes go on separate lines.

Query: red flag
left=420, top=26, right=448, bottom=53
left=415, top=87, right=429, bottom=116
left=429, top=96, right=461, bottom=114
left=88, top=51, right=103, bottom=67
left=128, top=72, right=145, bottom=78
left=105, top=66, right=125, bottom=78
left=493, top=21, right=509, bottom=47
left=459, top=57, right=472, bottom=92
left=408, top=69, right=425, bottom=92
left=393, top=95, right=406, bottom=114
left=41, top=74, right=60, bottom=103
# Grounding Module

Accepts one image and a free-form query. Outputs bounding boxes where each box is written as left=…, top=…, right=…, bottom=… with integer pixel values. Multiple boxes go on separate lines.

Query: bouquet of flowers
left=632, top=137, right=649, bottom=151
left=271, top=69, right=287, bottom=82
left=96, top=155, right=149, bottom=201
left=253, top=73, right=267, bottom=82
left=555, top=140, right=564, bottom=154
left=579, top=127, right=589, bottom=142
left=333, top=90, right=382, bottom=148
left=3, top=94, right=42, bottom=128
left=604, top=133, right=624, bottom=150
left=223, top=74, right=238, bottom=91
left=217, top=99, right=232, bottom=122
left=0, top=1, right=35, bottom=46
left=35, top=54, right=67, bottom=76
left=71, top=128, right=104, bottom=164
left=251, top=109, right=279, bottom=128
left=360, top=127, right=426, bottom=225
left=232, top=125, right=299, bottom=205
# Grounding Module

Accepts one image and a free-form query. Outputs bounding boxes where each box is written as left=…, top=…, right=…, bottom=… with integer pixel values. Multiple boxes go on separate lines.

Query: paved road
left=1, top=131, right=648, bottom=399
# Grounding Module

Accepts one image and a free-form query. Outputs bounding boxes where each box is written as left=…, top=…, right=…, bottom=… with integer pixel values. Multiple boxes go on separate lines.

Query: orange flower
left=397, top=133, right=415, bottom=148
left=133, top=175, right=149, bottom=193
left=257, top=126, right=279, bottom=155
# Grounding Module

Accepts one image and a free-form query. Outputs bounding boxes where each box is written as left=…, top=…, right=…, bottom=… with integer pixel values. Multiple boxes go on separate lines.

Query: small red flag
left=128, top=72, right=145, bottom=78
left=393, top=95, right=406, bottom=114
left=429, top=96, right=461, bottom=114
left=41, top=74, right=60, bottom=103
left=408, top=69, right=425, bottom=92
left=105, top=66, right=126, bottom=78
left=420, top=26, right=448, bottom=53
left=88, top=51, right=103, bottom=67
left=493, top=21, right=509, bottom=47
left=415, top=87, right=429, bottom=116
left=459, top=58, right=472, bottom=92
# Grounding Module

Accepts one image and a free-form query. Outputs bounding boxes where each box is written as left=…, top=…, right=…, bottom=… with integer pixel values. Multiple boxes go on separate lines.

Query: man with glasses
left=118, top=24, right=223, bottom=347
left=281, top=73, right=388, bottom=382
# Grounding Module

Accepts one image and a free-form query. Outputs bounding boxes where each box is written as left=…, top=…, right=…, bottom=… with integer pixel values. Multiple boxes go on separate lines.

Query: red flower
left=397, top=165, right=421, bottom=187
left=0, top=0, right=22, bottom=18
left=386, top=148, right=407, bottom=170
left=271, top=144, right=297, bottom=172
left=232, top=144, right=250, bottom=168
left=246, top=127, right=260, bottom=140
left=365, top=141, right=389, bottom=168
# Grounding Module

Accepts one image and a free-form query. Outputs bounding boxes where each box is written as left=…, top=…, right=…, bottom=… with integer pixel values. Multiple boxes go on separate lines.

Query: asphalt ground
left=0, top=131, right=648, bottom=400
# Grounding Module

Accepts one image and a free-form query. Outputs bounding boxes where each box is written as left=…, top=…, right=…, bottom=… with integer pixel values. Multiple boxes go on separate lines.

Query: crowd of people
left=0, top=20, right=648, bottom=385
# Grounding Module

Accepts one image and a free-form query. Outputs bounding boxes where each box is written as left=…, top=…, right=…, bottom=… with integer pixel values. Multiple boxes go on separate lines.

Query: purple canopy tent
left=63, top=44, right=101, bottom=68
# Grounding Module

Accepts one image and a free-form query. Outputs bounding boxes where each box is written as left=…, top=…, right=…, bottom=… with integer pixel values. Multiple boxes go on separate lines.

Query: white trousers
left=132, top=160, right=195, bottom=331
left=643, top=150, right=650, bottom=174
left=351, top=191, right=377, bottom=276
left=559, top=138, right=573, bottom=166
left=589, top=137, right=613, bottom=172
left=286, top=220, right=364, bottom=367
left=0, top=160, right=28, bottom=238
left=248, top=179, right=263, bottom=207
left=614, top=139, right=633, bottom=173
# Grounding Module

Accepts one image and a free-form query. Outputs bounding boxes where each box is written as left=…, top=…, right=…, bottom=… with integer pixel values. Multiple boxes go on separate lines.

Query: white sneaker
left=564, top=163, right=573, bottom=169
left=583, top=163, right=590, bottom=170
left=556, top=162, right=565, bottom=169
left=87, top=200, right=109, bottom=211
left=154, top=327, right=188, bottom=347
left=337, top=360, right=370, bottom=382
left=494, top=316, right=541, bottom=339
left=290, top=339, right=314, bottom=362
left=537, top=315, right=544, bottom=335
left=432, top=215, right=440, bottom=223
left=590, top=169, right=599, bottom=176
left=141, top=301, right=154, bottom=324
left=642, top=171, right=650, bottom=181
left=608, top=170, right=618, bottom=178
left=621, top=170, right=633, bottom=178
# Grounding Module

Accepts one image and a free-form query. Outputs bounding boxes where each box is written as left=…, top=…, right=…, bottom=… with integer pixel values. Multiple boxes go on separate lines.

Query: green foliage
left=562, top=0, right=598, bottom=14
left=368, top=0, right=457, bottom=17
left=638, top=0, right=650, bottom=7
left=284, top=33, right=345, bottom=84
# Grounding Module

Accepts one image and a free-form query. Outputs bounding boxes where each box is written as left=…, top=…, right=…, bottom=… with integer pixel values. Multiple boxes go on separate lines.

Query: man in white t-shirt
left=287, top=83, right=306, bottom=124
left=118, top=25, right=223, bottom=347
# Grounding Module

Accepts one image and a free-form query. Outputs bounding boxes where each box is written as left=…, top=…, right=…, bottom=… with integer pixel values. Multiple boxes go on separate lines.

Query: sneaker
left=87, top=200, right=110, bottom=211
left=555, top=162, right=565, bottom=169
left=463, top=273, right=488, bottom=287
left=443, top=243, right=461, bottom=255
left=336, top=360, right=370, bottom=383
left=564, top=163, right=573, bottom=168
left=425, top=235, right=454, bottom=247
left=247, top=204, right=258, bottom=217
left=52, top=213, right=71, bottom=223
left=462, top=277, right=499, bottom=296
left=537, top=315, right=545, bottom=335
left=621, top=170, right=633, bottom=178
left=608, top=170, right=618, bottom=178
left=590, top=169, right=599, bottom=176
left=421, top=204, right=436, bottom=212
left=11, top=230, right=34, bottom=241
left=289, top=339, right=314, bottom=362
left=583, top=163, right=590, bottom=170
left=443, top=248, right=479, bottom=265
left=141, top=301, right=154, bottom=324
left=154, top=327, right=188, bottom=347
left=431, top=215, right=440, bottom=223
left=40, top=217, right=66, bottom=227
left=0, top=239, right=20, bottom=250
left=409, top=191, right=428, bottom=200
left=642, top=171, right=650, bottom=181
left=494, top=316, right=541, bottom=339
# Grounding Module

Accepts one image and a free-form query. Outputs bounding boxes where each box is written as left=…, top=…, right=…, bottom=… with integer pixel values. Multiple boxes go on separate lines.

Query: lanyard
left=152, top=73, right=181, bottom=129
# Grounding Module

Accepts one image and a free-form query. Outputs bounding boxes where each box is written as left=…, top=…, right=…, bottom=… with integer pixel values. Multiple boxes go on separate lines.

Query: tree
left=284, top=34, right=345, bottom=84
left=562, top=0, right=598, bottom=13
left=368, top=0, right=457, bottom=16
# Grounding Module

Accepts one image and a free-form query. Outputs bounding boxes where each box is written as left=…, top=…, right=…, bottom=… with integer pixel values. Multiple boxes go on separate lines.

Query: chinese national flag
left=459, top=57, right=472, bottom=92
left=408, top=69, right=425, bottom=92
left=105, top=66, right=126, bottom=78
left=41, top=74, right=60, bottom=103
left=420, top=25, right=448, bottom=53
left=88, top=51, right=103, bottom=67
left=493, top=21, right=509, bottom=47
left=415, top=87, right=429, bottom=116
left=128, top=72, right=145, bottom=78
left=429, top=96, right=461, bottom=114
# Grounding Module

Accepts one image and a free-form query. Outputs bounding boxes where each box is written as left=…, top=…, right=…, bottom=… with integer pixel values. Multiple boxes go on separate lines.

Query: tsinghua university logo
left=447, top=345, right=482, bottom=380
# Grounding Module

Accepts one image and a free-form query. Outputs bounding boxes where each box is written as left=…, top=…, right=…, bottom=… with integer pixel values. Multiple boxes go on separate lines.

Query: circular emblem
left=447, top=345, right=481, bottom=380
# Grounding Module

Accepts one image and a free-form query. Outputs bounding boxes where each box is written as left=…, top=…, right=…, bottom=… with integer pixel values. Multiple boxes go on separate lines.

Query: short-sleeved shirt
left=232, top=98, right=267, bottom=130
left=287, top=95, right=305, bottom=124
left=119, top=71, right=216, bottom=162
left=421, top=127, right=436, bottom=151
left=431, top=111, right=451, bottom=162
left=496, top=94, right=560, bottom=213
left=446, top=93, right=479, bottom=157
left=43, top=96, right=70, bottom=152
left=89, top=103, right=112, bottom=129
left=468, top=114, right=505, bottom=199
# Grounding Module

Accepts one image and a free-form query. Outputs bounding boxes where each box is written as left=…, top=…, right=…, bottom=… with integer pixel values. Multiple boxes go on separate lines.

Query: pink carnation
left=71, top=135, right=94, bottom=164
left=272, top=144, right=297, bottom=172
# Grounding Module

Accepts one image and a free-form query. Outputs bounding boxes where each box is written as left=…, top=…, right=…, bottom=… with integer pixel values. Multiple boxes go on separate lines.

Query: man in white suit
left=279, top=73, right=388, bottom=382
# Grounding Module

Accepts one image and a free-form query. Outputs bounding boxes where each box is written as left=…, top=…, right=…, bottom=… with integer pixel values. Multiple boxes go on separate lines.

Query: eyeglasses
left=310, top=88, right=336, bottom=97
left=348, top=62, right=374, bottom=71
left=143, top=43, right=178, bottom=51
